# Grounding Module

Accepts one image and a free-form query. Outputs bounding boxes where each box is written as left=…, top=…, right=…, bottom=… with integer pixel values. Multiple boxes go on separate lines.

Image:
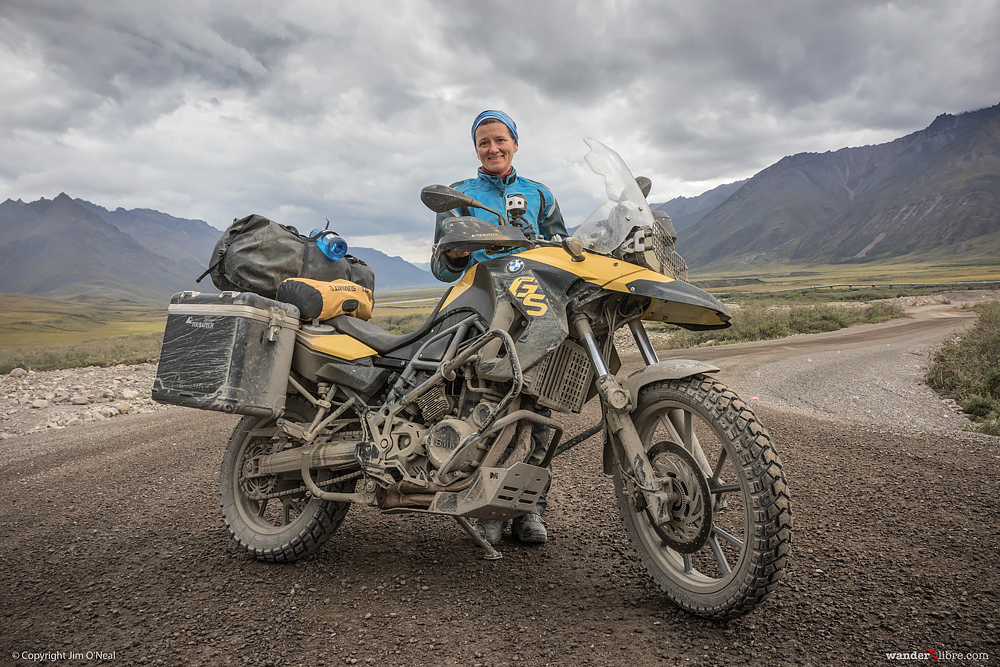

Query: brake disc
left=644, top=440, right=713, bottom=554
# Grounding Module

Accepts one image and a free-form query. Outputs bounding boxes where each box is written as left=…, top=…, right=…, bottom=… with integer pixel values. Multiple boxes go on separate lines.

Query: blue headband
left=472, top=110, right=518, bottom=144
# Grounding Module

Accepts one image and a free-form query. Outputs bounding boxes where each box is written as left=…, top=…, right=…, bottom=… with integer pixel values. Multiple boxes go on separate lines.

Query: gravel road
left=1, top=300, right=997, bottom=666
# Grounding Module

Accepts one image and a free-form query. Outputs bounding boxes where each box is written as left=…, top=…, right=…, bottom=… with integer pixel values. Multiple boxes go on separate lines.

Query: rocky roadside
left=4, top=291, right=992, bottom=441
left=0, top=363, right=174, bottom=438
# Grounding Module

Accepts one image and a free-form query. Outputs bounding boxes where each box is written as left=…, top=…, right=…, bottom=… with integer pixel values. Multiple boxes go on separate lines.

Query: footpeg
left=354, top=441, right=393, bottom=485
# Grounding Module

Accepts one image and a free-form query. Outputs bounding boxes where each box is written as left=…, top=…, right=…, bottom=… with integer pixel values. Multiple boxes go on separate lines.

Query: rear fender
left=602, top=360, right=721, bottom=474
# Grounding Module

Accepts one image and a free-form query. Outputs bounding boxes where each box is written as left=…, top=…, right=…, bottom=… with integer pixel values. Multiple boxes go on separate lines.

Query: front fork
left=627, top=319, right=715, bottom=480
left=571, top=315, right=675, bottom=523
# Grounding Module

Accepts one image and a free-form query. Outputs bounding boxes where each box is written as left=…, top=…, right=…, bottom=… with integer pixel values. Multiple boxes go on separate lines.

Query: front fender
left=602, top=360, right=721, bottom=475
left=622, top=359, right=720, bottom=399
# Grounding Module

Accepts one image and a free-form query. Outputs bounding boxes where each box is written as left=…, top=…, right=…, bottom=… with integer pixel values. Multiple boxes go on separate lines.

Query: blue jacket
left=431, top=167, right=568, bottom=282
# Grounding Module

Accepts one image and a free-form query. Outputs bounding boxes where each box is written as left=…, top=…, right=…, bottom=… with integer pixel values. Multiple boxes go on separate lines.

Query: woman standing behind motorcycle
left=431, top=110, right=568, bottom=281
left=430, top=109, right=568, bottom=545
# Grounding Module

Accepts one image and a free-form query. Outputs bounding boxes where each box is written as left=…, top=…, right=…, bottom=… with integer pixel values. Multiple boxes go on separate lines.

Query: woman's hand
left=445, top=251, right=470, bottom=268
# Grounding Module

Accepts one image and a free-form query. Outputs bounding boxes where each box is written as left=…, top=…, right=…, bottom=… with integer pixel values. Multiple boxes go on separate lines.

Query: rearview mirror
left=420, top=185, right=478, bottom=213
left=420, top=184, right=508, bottom=225
left=635, top=176, right=652, bottom=199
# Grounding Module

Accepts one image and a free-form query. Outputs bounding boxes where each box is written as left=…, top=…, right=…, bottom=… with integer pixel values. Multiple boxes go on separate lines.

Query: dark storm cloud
left=1, top=0, right=997, bottom=262
left=6, top=1, right=292, bottom=92
left=436, top=2, right=871, bottom=106
left=439, top=0, right=1000, bottom=183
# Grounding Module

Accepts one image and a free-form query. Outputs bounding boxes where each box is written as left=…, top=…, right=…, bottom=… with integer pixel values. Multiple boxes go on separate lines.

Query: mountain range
left=654, top=180, right=747, bottom=234
left=0, top=195, right=438, bottom=302
left=658, top=102, right=1000, bottom=269
left=2, top=102, right=998, bottom=302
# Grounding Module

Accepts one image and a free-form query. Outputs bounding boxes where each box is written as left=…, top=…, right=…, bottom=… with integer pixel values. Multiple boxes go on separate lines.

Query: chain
left=245, top=469, right=364, bottom=501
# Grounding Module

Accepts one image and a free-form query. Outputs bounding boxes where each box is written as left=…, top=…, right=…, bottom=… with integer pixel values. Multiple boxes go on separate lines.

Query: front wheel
left=614, top=375, right=792, bottom=619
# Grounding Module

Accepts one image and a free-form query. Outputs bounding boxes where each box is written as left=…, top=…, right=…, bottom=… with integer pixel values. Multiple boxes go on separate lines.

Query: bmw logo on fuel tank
left=506, top=258, right=524, bottom=273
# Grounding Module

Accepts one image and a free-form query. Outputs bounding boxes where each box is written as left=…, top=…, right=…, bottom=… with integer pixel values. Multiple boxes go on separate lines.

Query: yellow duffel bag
left=277, top=278, right=374, bottom=321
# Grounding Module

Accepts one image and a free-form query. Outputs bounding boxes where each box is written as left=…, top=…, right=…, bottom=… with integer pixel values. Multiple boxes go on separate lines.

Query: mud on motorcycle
left=153, top=139, right=791, bottom=619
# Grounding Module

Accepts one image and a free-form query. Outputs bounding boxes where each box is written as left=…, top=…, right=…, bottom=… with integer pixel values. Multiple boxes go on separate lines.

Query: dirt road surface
left=2, top=304, right=997, bottom=666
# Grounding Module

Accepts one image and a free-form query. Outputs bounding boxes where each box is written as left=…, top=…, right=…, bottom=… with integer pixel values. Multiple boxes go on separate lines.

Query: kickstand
left=455, top=517, right=502, bottom=560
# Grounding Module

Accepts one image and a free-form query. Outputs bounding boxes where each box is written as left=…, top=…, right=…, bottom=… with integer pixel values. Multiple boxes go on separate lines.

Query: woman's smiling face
left=474, top=121, right=518, bottom=175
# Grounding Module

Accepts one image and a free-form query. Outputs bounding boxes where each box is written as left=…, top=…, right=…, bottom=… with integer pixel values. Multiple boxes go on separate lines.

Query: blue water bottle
left=310, top=227, right=348, bottom=261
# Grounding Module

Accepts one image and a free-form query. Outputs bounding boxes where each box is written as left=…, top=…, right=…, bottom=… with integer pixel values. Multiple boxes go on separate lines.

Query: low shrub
left=657, top=301, right=905, bottom=350
left=962, top=394, right=999, bottom=418
left=927, top=302, right=1000, bottom=435
left=372, top=313, right=426, bottom=335
left=979, top=415, right=1000, bottom=437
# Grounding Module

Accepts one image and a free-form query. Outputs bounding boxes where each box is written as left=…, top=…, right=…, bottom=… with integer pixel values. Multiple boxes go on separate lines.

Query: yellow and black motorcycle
left=155, top=139, right=791, bottom=619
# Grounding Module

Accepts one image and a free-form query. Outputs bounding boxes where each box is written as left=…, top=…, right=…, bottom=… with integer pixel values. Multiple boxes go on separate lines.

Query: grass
left=650, top=301, right=907, bottom=349
left=371, top=286, right=446, bottom=334
left=1, top=265, right=995, bottom=377
left=715, top=282, right=998, bottom=306
left=0, top=293, right=168, bottom=373
left=371, top=312, right=430, bottom=335
left=0, top=293, right=166, bottom=347
left=0, top=287, right=447, bottom=373
left=375, top=286, right=447, bottom=308
left=0, top=333, right=163, bottom=374
left=690, top=257, right=1000, bottom=288
left=926, top=301, right=1000, bottom=436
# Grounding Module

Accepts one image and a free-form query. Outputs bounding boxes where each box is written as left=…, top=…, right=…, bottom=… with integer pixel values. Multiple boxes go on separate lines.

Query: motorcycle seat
left=325, top=314, right=439, bottom=356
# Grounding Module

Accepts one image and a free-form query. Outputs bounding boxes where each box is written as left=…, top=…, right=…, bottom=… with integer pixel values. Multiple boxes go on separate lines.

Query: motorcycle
left=160, top=138, right=791, bottom=619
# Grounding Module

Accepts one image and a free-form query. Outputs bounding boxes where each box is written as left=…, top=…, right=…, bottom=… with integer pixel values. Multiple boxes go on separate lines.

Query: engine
left=373, top=370, right=506, bottom=489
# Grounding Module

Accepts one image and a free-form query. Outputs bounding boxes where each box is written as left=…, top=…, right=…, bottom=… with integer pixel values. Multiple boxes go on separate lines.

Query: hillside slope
left=0, top=196, right=436, bottom=299
left=653, top=180, right=747, bottom=233
left=678, top=103, right=1000, bottom=269
left=74, top=199, right=220, bottom=282
left=0, top=194, right=199, bottom=301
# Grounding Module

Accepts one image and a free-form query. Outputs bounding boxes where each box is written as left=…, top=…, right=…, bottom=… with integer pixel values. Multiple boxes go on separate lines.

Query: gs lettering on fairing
left=152, top=139, right=791, bottom=621
left=508, top=276, right=548, bottom=316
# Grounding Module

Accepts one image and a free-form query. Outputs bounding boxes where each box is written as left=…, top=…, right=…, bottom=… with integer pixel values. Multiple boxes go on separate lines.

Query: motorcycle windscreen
left=628, top=278, right=732, bottom=330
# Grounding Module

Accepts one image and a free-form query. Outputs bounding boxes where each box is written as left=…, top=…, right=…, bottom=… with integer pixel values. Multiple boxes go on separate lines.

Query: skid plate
left=426, top=463, right=550, bottom=520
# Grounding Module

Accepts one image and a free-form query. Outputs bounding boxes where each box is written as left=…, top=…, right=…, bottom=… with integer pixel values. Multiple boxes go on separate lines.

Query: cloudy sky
left=2, top=1, right=998, bottom=264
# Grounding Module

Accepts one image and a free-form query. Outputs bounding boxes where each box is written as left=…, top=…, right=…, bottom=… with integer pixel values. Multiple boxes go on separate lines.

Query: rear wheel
left=219, top=399, right=355, bottom=562
left=614, top=375, right=792, bottom=619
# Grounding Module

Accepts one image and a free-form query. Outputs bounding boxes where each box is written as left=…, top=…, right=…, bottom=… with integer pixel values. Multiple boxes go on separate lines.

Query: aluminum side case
left=153, top=291, right=300, bottom=417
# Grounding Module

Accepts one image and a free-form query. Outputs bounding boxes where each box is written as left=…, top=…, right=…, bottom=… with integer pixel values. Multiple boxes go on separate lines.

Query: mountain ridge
left=653, top=180, right=747, bottom=233
left=675, top=103, right=1000, bottom=269
left=0, top=194, right=202, bottom=301
left=3, top=103, right=997, bottom=301
left=0, top=196, right=438, bottom=301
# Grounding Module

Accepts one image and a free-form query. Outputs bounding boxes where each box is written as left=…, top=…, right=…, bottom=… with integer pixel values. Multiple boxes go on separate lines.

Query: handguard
left=433, top=217, right=531, bottom=262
